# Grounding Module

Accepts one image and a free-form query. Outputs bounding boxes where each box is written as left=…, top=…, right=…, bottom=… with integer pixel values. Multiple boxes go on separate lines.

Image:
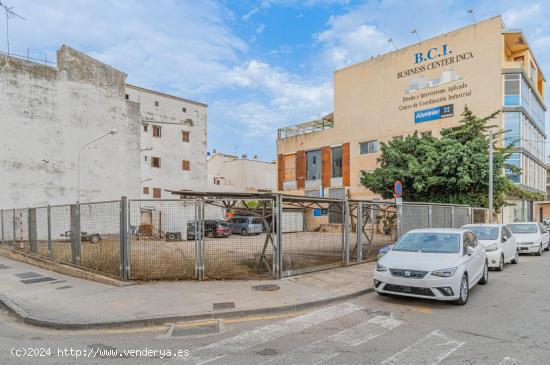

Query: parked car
left=374, top=228, right=488, bottom=305
left=462, top=224, right=518, bottom=271
left=186, top=220, right=231, bottom=240
left=229, top=216, right=263, bottom=235
left=507, top=222, right=549, bottom=256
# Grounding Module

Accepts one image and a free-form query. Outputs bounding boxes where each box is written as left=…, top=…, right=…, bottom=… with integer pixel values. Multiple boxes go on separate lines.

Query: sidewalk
left=0, top=256, right=374, bottom=329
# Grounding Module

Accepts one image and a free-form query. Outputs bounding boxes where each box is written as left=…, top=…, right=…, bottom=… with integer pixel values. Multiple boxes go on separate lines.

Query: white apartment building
left=125, top=85, right=207, bottom=199
left=0, top=45, right=207, bottom=208
left=207, top=151, right=276, bottom=193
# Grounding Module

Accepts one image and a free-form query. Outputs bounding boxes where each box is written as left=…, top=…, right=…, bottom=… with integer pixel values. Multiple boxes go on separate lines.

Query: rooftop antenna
left=468, top=9, right=476, bottom=25
left=411, top=29, right=421, bottom=42
left=0, top=1, right=25, bottom=55
left=387, top=38, right=397, bottom=50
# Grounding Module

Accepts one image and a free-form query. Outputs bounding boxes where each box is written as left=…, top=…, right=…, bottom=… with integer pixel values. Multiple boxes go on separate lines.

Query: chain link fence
left=0, top=195, right=489, bottom=281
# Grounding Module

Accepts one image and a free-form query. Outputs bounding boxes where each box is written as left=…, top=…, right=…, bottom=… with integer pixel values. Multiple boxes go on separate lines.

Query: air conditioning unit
left=165, top=232, right=183, bottom=242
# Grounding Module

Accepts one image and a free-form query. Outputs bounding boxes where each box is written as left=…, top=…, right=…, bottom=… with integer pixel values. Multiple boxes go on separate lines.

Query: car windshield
left=508, top=224, right=538, bottom=234
left=218, top=222, right=230, bottom=228
left=392, top=233, right=460, bottom=253
left=466, top=226, right=498, bottom=240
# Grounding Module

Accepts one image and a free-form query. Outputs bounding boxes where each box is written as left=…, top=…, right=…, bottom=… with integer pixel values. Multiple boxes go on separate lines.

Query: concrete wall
left=207, top=153, right=276, bottom=192
left=126, top=85, right=207, bottom=198
left=0, top=45, right=141, bottom=208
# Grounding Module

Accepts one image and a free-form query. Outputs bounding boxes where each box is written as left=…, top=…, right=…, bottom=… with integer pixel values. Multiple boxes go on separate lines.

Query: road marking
left=265, top=315, right=403, bottom=365
left=499, top=356, right=521, bottom=365
left=380, top=330, right=465, bottom=365
left=181, top=303, right=363, bottom=364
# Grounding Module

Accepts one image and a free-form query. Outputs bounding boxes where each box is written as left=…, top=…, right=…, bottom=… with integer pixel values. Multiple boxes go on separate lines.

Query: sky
left=3, top=0, right=550, bottom=160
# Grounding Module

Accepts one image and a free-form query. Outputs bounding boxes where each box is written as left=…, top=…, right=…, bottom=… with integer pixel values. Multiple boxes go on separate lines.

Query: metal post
left=47, top=206, right=52, bottom=259
left=489, top=130, right=494, bottom=223
left=451, top=206, right=455, bottom=228
left=119, top=197, right=129, bottom=280
left=276, top=194, right=283, bottom=279
left=356, top=202, right=363, bottom=263
left=12, top=208, right=16, bottom=247
left=428, top=205, right=433, bottom=228
left=396, top=201, right=403, bottom=239
left=70, top=203, right=81, bottom=266
left=194, top=199, right=204, bottom=281
left=28, top=208, right=37, bottom=254
left=343, top=199, right=350, bottom=266
left=1, top=210, right=4, bottom=244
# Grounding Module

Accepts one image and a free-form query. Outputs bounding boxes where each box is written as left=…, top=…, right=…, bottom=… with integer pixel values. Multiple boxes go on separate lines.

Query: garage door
left=282, top=210, right=304, bottom=233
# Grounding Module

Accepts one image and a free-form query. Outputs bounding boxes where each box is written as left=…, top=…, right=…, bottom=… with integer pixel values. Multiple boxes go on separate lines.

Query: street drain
left=213, top=302, right=235, bottom=310
left=21, top=277, right=55, bottom=284
left=170, top=320, right=221, bottom=337
left=15, top=272, right=42, bottom=279
left=252, top=284, right=280, bottom=291
left=367, top=310, right=393, bottom=317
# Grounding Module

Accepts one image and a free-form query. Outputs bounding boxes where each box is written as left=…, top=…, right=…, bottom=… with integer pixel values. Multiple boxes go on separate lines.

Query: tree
left=360, top=107, right=541, bottom=211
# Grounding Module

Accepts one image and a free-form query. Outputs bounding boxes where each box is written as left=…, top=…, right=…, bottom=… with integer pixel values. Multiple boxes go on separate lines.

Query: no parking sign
left=394, top=180, right=403, bottom=199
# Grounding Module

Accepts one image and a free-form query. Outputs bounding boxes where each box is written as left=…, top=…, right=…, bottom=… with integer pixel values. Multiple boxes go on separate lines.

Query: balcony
left=278, top=113, right=334, bottom=140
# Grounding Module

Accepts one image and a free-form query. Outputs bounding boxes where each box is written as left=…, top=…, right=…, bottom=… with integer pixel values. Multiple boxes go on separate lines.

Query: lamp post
left=76, top=129, right=118, bottom=202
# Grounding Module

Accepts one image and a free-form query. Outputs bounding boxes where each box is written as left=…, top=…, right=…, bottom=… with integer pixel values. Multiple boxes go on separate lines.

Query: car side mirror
left=502, top=236, right=508, bottom=242
left=467, top=246, right=474, bottom=256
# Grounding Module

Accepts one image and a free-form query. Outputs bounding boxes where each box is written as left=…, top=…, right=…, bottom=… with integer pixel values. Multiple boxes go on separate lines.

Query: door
left=464, top=232, right=484, bottom=285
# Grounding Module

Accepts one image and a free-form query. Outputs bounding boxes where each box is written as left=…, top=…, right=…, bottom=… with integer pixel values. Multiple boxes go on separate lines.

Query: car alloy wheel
left=455, top=275, right=469, bottom=305
left=536, top=245, right=542, bottom=256
left=497, top=255, right=504, bottom=272
left=479, top=262, right=489, bottom=285
left=511, top=251, right=519, bottom=264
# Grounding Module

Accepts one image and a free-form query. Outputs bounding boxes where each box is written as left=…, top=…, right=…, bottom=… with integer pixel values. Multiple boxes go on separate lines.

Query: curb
left=0, top=287, right=374, bottom=330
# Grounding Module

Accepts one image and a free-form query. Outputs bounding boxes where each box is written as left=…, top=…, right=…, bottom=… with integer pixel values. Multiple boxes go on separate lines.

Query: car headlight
left=431, top=267, right=457, bottom=277
left=485, top=243, right=498, bottom=252
left=376, top=263, right=388, bottom=272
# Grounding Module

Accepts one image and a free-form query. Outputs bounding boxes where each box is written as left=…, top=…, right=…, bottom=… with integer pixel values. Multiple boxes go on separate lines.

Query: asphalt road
left=1, top=252, right=550, bottom=364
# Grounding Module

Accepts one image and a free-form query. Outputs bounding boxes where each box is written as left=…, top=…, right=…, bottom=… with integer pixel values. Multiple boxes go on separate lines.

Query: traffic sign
left=394, top=180, right=403, bottom=198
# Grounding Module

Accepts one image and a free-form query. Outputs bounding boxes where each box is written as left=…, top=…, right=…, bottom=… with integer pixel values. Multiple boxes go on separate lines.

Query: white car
left=374, top=228, right=488, bottom=305
left=507, top=222, right=550, bottom=256
left=462, top=224, right=518, bottom=271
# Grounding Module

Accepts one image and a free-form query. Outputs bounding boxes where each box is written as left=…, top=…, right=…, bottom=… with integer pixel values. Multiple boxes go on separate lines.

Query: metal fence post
left=451, top=206, right=455, bottom=228
left=276, top=194, right=283, bottom=279
left=119, top=197, right=129, bottom=280
left=343, top=199, right=350, bottom=266
left=194, top=198, right=204, bottom=281
left=47, top=205, right=52, bottom=259
left=428, top=205, right=433, bottom=228
left=356, top=202, right=363, bottom=263
left=1, top=210, right=4, bottom=244
left=28, top=208, right=37, bottom=254
left=70, top=203, right=81, bottom=266
left=12, top=208, right=16, bottom=247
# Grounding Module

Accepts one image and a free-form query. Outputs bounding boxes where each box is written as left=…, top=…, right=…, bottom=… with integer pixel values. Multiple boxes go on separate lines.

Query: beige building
left=277, top=16, right=546, bottom=222
left=207, top=151, right=276, bottom=192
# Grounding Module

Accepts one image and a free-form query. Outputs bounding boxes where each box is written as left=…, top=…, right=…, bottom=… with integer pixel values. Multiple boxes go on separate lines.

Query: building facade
left=277, top=16, right=546, bottom=222
left=125, top=85, right=207, bottom=199
left=207, top=151, right=276, bottom=192
left=0, top=45, right=207, bottom=208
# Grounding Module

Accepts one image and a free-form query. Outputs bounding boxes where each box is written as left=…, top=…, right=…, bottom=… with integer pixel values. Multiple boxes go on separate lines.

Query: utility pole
left=489, top=130, right=493, bottom=223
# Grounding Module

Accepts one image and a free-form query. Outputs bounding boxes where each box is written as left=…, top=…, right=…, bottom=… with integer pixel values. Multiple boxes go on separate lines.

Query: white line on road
left=499, top=356, right=521, bottom=365
left=265, top=315, right=403, bottom=365
left=380, top=330, right=465, bottom=365
left=180, top=302, right=363, bottom=364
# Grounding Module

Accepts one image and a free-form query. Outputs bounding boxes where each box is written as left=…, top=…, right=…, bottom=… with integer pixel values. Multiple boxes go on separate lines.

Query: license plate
left=519, top=247, right=528, bottom=251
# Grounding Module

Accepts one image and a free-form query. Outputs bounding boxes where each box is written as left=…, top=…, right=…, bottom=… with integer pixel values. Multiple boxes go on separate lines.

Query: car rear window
left=508, top=224, right=538, bottom=234
left=392, top=233, right=460, bottom=253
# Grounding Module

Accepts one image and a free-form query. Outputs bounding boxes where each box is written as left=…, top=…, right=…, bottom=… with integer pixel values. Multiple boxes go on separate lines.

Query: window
left=306, top=149, right=322, bottom=181
left=393, top=233, right=460, bottom=253
left=143, top=187, right=149, bottom=194
left=182, top=107, right=187, bottom=113
left=359, top=140, right=378, bottom=155
left=144, top=156, right=148, bottom=162
left=125, top=94, right=129, bottom=100
left=501, top=227, right=508, bottom=241
left=504, top=112, right=520, bottom=147
left=284, top=154, right=296, bottom=181
left=504, top=74, right=520, bottom=106
left=143, top=124, right=149, bottom=132
left=393, top=135, right=404, bottom=141
left=154, top=101, right=159, bottom=107
left=181, top=131, right=190, bottom=142
left=151, top=157, right=161, bottom=168
left=152, top=125, right=161, bottom=137
left=421, top=131, right=432, bottom=137
left=505, top=153, right=521, bottom=183
left=182, top=160, right=190, bottom=171
left=331, top=146, right=342, bottom=178
left=153, top=188, right=161, bottom=199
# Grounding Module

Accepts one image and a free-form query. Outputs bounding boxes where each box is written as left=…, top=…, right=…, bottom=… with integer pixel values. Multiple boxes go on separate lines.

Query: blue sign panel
left=414, top=104, right=454, bottom=124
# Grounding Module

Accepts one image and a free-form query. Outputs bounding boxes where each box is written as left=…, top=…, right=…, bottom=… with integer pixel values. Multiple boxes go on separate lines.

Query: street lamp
left=76, top=129, right=118, bottom=202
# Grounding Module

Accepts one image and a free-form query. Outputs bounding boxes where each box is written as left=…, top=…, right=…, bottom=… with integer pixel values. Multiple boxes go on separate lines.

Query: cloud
left=502, top=3, right=541, bottom=28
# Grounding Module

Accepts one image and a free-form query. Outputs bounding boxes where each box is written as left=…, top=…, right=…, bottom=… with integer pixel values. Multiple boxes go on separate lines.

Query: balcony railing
left=278, top=114, right=334, bottom=140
